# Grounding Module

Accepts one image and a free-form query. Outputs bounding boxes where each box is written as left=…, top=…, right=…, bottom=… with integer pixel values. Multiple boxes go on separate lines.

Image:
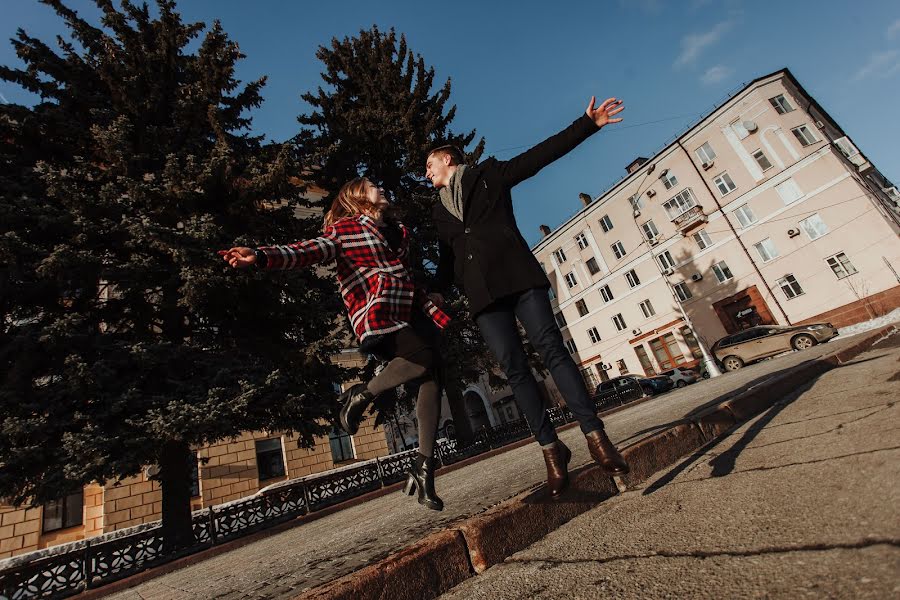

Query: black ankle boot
left=338, top=383, right=374, bottom=436
left=403, top=454, right=444, bottom=511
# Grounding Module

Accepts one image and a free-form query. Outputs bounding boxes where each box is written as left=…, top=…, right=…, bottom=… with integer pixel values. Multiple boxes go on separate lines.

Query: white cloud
left=853, top=50, right=900, bottom=81
left=701, top=65, right=733, bottom=84
left=887, top=19, right=900, bottom=40
left=674, top=20, right=733, bottom=68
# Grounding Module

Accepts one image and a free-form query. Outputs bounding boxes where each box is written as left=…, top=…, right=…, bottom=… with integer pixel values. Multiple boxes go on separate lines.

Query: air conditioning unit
left=633, top=209, right=641, bottom=218
left=743, top=120, right=758, bottom=133
left=648, top=237, right=659, bottom=246
left=646, top=189, right=656, bottom=198
left=815, top=120, right=825, bottom=129
left=662, top=268, right=674, bottom=276
left=691, top=273, right=703, bottom=282
left=632, top=328, right=642, bottom=336
left=144, top=465, right=161, bottom=479
left=787, top=228, right=801, bottom=238
left=701, top=161, right=714, bottom=170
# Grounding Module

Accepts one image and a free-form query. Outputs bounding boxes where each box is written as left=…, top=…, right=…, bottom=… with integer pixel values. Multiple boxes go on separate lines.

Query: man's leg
left=513, top=288, right=603, bottom=435
left=475, top=300, right=557, bottom=446
left=514, top=288, right=629, bottom=475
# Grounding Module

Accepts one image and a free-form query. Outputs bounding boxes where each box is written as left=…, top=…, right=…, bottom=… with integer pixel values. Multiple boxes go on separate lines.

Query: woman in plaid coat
left=220, top=177, right=449, bottom=511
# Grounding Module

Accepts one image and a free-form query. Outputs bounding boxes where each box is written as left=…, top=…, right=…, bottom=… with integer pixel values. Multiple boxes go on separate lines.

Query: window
left=634, top=345, right=656, bottom=376
left=600, top=285, right=614, bottom=303
left=548, top=286, right=556, bottom=301
left=777, top=274, right=804, bottom=299
left=639, top=299, right=656, bottom=318
left=681, top=326, right=704, bottom=360
left=565, top=272, right=578, bottom=288
left=658, top=250, right=676, bottom=271
left=693, top=229, right=712, bottom=250
left=731, top=119, right=749, bottom=139
left=753, top=149, right=773, bottom=171
left=769, top=94, right=794, bottom=114
left=575, top=232, right=589, bottom=249
left=661, top=171, right=678, bottom=189
left=329, top=426, right=354, bottom=463
left=588, top=326, right=602, bottom=344
left=663, top=188, right=697, bottom=220
left=734, top=204, right=757, bottom=228
left=826, top=252, right=858, bottom=279
left=649, top=333, right=686, bottom=370
left=713, top=173, right=737, bottom=196
left=776, top=178, right=803, bottom=205
left=586, top=257, right=600, bottom=275
left=642, top=220, right=659, bottom=240
left=599, top=215, right=614, bottom=232
left=712, top=261, right=733, bottom=283
left=553, top=248, right=567, bottom=263
left=695, top=142, right=716, bottom=164
left=580, top=366, right=599, bottom=390
left=800, top=214, right=829, bottom=240
left=575, top=299, right=589, bottom=317
left=616, top=359, right=628, bottom=375
left=753, top=238, right=779, bottom=262
left=554, top=311, right=567, bottom=328
left=792, top=125, right=818, bottom=147
left=833, top=136, right=861, bottom=160
left=611, top=241, right=626, bottom=259
left=256, top=437, right=286, bottom=480
left=564, top=339, right=578, bottom=354
left=189, top=452, right=200, bottom=498
left=625, top=269, right=641, bottom=288
left=673, top=281, right=692, bottom=302
left=612, top=313, right=627, bottom=331
left=43, top=491, right=83, bottom=533
left=505, top=406, right=515, bottom=421
left=630, top=194, right=644, bottom=210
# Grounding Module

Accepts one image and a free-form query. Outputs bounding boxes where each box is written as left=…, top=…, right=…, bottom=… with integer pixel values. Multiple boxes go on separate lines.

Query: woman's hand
left=218, top=247, right=257, bottom=269
left=586, top=96, right=624, bottom=129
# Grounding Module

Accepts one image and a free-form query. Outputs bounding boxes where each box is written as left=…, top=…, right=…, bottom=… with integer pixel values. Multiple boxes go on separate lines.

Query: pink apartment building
left=532, top=68, right=900, bottom=387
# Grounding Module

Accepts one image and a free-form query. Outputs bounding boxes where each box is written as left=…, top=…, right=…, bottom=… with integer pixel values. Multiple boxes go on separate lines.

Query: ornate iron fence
left=0, top=392, right=646, bottom=600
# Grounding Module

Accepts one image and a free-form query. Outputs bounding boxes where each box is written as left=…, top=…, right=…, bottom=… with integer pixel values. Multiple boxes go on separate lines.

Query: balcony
left=672, top=205, right=707, bottom=233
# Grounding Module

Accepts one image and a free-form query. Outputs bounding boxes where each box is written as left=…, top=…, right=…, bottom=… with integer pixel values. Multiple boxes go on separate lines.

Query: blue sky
left=3, top=0, right=899, bottom=245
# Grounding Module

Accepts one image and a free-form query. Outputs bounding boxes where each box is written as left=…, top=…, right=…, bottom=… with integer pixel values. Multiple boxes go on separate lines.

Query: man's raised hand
left=218, top=247, right=256, bottom=269
left=586, top=96, right=624, bottom=129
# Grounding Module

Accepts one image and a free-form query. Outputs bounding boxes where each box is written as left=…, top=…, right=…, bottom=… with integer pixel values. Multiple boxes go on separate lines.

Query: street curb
left=289, top=323, right=898, bottom=600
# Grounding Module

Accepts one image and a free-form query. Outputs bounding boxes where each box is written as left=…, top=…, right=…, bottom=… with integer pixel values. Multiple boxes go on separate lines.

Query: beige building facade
left=533, top=69, right=900, bottom=386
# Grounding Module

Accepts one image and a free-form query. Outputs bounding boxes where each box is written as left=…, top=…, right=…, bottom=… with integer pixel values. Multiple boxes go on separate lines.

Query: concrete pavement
left=439, top=334, right=900, bottom=599
left=99, top=329, right=897, bottom=599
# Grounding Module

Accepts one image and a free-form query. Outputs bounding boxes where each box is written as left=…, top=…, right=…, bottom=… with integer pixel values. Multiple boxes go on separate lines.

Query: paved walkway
left=104, top=332, right=891, bottom=599
left=440, top=334, right=900, bottom=599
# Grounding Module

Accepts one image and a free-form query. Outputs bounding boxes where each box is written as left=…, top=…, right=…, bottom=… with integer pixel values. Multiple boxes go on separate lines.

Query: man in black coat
left=426, top=97, right=629, bottom=497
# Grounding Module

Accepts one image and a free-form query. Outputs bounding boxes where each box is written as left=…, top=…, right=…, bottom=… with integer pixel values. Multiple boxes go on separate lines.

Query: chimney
left=539, top=224, right=552, bottom=237
left=578, top=193, right=593, bottom=207
left=626, top=157, right=649, bottom=174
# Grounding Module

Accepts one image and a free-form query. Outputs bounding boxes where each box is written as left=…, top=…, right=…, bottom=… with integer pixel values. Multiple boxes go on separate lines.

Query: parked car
left=593, top=375, right=646, bottom=406
left=640, top=375, right=675, bottom=395
left=711, top=323, right=839, bottom=371
left=660, top=367, right=699, bottom=388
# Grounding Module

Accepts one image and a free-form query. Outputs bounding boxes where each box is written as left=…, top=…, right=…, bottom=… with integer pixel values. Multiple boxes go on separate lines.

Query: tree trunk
left=443, top=380, right=474, bottom=442
left=159, top=440, right=194, bottom=553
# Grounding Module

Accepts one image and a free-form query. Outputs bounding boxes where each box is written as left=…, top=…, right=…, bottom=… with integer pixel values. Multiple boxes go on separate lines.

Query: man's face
left=425, top=152, right=453, bottom=189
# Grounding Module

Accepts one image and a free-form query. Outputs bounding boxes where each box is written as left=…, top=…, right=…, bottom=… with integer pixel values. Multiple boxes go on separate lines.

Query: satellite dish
left=743, top=120, right=758, bottom=133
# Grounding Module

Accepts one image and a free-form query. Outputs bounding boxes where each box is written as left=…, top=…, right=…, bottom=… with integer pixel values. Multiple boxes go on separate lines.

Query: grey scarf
left=438, top=165, right=466, bottom=222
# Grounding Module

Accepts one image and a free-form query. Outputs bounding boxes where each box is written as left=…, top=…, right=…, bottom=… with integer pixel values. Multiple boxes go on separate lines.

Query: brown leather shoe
left=541, top=440, right=572, bottom=497
left=585, top=429, right=629, bottom=475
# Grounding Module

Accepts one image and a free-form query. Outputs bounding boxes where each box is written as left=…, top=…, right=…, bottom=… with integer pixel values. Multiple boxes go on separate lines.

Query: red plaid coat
left=258, top=215, right=450, bottom=344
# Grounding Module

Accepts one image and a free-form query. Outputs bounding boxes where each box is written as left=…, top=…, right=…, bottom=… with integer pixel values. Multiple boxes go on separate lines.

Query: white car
left=660, top=367, right=698, bottom=388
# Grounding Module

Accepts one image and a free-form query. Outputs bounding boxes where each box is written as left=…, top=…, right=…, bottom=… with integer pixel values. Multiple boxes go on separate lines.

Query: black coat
left=434, top=114, right=600, bottom=316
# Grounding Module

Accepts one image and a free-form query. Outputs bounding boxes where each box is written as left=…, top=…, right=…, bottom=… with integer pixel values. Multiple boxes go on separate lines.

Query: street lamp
left=631, top=207, right=722, bottom=379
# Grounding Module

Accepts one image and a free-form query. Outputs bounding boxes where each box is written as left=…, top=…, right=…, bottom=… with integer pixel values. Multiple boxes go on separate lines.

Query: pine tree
left=0, top=0, right=344, bottom=549
left=296, top=26, right=517, bottom=440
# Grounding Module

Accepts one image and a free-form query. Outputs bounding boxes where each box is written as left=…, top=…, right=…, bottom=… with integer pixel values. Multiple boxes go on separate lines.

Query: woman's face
left=364, top=181, right=389, bottom=211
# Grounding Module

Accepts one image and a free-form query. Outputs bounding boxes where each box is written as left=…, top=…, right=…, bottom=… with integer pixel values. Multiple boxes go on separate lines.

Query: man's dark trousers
left=475, top=287, right=604, bottom=445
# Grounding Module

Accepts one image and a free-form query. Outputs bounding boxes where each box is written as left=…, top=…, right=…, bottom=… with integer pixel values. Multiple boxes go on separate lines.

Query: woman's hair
left=324, top=177, right=378, bottom=230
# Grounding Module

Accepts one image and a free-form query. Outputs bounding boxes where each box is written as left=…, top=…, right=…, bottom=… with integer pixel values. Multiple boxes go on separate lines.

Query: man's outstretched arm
left=495, top=96, right=624, bottom=188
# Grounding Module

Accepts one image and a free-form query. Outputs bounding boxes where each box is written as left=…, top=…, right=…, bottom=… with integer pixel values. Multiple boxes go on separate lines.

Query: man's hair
left=428, top=144, right=464, bottom=166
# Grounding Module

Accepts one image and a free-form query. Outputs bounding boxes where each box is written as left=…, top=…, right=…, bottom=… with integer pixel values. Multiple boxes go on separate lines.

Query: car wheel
left=791, top=334, right=817, bottom=351
left=676, top=380, right=687, bottom=388
left=722, top=355, right=744, bottom=371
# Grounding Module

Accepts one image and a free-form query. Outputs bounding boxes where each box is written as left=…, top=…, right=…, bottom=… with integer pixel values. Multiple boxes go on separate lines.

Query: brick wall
left=102, top=473, right=163, bottom=532
left=0, top=505, right=41, bottom=558
left=796, top=284, right=900, bottom=328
